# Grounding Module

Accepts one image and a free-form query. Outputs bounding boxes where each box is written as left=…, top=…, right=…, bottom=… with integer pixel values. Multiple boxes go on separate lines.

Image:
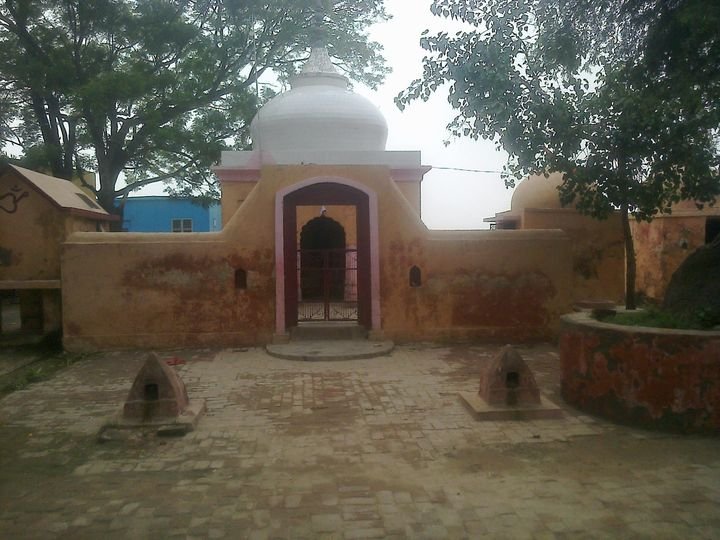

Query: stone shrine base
left=98, top=400, right=206, bottom=440
left=459, top=391, right=564, bottom=421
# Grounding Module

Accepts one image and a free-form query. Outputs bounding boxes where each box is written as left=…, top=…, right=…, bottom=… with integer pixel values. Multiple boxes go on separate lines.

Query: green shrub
left=605, top=307, right=718, bottom=330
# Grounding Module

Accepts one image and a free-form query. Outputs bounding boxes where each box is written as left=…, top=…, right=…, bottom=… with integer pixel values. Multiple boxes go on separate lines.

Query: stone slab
left=266, top=340, right=394, bottom=361
left=459, top=391, right=563, bottom=421
left=98, top=399, right=206, bottom=440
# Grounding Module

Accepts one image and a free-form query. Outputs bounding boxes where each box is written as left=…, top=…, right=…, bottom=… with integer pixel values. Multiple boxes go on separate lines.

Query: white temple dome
left=250, top=48, right=388, bottom=153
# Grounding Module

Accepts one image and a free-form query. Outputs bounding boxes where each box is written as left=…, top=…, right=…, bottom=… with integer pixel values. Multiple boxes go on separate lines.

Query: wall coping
left=428, top=229, right=568, bottom=241
left=561, top=311, right=720, bottom=338
left=0, top=280, right=61, bottom=290
left=64, top=232, right=226, bottom=245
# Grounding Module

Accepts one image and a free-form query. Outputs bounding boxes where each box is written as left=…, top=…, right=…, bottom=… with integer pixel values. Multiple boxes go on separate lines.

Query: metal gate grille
left=297, top=249, right=358, bottom=321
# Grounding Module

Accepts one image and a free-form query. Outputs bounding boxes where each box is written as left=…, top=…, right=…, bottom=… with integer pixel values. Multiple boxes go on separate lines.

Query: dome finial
left=310, top=0, right=332, bottom=48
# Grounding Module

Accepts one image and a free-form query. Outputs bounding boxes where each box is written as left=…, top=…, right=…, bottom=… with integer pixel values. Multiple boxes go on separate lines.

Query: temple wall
left=521, top=209, right=625, bottom=304
left=379, top=230, right=572, bottom=342
left=62, top=164, right=574, bottom=350
left=62, top=236, right=276, bottom=351
left=62, top=177, right=278, bottom=351
left=633, top=216, right=709, bottom=301
left=394, top=182, right=421, bottom=215
left=220, top=181, right=257, bottom=227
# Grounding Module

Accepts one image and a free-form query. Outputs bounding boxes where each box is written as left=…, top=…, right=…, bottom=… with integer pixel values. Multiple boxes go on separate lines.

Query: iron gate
left=297, top=248, right=358, bottom=321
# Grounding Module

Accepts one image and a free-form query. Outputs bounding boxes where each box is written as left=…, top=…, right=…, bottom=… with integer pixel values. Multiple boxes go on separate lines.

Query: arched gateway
left=275, top=179, right=380, bottom=336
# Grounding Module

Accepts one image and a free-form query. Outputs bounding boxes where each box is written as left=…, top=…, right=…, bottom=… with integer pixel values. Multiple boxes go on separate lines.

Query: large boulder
left=663, top=236, right=720, bottom=327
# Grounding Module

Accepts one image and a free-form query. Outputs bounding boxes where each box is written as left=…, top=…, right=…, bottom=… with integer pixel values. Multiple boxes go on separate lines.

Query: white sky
left=355, top=0, right=513, bottom=229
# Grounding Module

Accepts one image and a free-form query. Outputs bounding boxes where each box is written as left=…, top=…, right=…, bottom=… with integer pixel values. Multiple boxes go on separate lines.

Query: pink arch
left=275, top=176, right=381, bottom=335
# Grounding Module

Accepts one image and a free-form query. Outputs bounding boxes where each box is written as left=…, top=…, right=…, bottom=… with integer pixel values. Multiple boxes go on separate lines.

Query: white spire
left=294, top=47, right=348, bottom=88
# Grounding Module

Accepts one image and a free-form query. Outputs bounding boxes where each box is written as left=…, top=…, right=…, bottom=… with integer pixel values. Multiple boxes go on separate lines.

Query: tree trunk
left=95, top=159, right=125, bottom=231
left=620, top=202, right=637, bottom=309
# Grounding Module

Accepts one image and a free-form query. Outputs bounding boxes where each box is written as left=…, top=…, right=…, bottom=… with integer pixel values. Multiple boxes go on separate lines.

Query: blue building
left=120, top=196, right=221, bottom=233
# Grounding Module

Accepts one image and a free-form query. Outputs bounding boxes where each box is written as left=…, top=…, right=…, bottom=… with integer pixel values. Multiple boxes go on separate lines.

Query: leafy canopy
left=398, top=0, right=719, bottom=308
left=398, top=0, right=720, bottom=221
left=0, top=0, right=389, bottom=209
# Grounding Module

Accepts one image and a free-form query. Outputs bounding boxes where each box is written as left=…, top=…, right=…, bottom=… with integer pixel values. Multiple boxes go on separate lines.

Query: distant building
left=484, top=173, right=625, bottom=304
left=633, top=199, right=720, bottom=301
left=119, top=196, right=221, bottom=233
left=0, top=164, right=115, bottom=336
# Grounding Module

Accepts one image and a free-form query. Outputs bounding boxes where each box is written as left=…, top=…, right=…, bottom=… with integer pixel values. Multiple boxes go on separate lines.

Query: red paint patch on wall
left=561, top=314, right=720, bottom=434
left=451, top=271, right=555, bottom=329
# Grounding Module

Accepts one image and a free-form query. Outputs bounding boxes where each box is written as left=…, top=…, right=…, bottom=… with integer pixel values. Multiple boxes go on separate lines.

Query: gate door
left=297, top=248, right=358, bottom=321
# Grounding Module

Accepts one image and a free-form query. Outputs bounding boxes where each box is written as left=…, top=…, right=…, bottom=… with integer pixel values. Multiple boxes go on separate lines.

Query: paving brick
left=0, top=344, right=719, bottom=539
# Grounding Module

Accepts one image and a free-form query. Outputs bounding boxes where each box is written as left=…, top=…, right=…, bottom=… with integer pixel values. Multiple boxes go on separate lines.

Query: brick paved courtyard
left=1, top=344, right=719, bottom=539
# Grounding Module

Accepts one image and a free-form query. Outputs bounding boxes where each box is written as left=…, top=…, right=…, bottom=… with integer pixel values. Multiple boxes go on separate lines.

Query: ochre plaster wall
left=0, top=172, right=97, bottom=281
left=633, top=216, right=708, bottom=301
left=395, top=182, right=421, bottom=215
left=265, top=165, right=573, bottom=342
left=62, top=235, right=276, bottom=351
left=1, top=175, right=62, bottom=280
left=380, top=230, right=572, bottom=342
left=521, top=209, right=624, bottom=303
left=62, top=170, right=281, bottom=351
left=62, top=164, right=573, bottom=350
left=220, top=181, right=257, bottom=227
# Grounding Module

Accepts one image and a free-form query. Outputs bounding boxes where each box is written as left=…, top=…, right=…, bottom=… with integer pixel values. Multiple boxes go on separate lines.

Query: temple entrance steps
left=266, top=322, right=394, bottom=361
left=290, top=321, right=367, bottom=341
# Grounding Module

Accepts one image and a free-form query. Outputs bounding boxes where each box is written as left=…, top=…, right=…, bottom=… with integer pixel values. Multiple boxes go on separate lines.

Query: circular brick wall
left=560, top=312, right=720, bottom=434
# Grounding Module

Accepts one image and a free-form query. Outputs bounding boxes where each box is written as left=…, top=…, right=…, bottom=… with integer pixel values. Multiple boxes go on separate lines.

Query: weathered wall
left=395, top=182, right=421, bottom=215
left=62, top=167, right=282, bottom=351
left=0, top=171, right=96, bottom=281
left=380, top=230, right=572, bottom=342
left=1, top=172, right=64, bottom=280
left=63, top=164, right=574, bottom=350
left=633, top=216, right=709, bottom=301
left=522, top=209, right=624, bottom=304
left=220, top=181, right=257, bottom=227
left=265, top=165, right=572, bottom=341
left=560, top=312, right=720, bottom=434
left=62, top=235, right=276, bottom=351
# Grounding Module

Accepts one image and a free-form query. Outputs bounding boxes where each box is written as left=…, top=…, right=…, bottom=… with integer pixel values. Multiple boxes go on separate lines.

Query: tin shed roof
left=5, top=164, right=115, bottom=221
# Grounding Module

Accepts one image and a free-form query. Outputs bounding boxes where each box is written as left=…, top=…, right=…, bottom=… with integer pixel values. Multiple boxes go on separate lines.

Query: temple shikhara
left=6, top=46, right=712, bottom=351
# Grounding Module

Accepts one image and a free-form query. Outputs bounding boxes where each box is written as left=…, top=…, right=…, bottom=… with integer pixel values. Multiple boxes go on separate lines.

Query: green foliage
left=0, top=349, right=90, bottom=399
left=605, top=306, right=719, bottom=331
left=0, top=0, right=389, bottom=209
left=398, top=0, right=720, bottom=308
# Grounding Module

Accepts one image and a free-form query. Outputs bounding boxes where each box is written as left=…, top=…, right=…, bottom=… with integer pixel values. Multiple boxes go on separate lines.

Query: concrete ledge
left=560, top=312, right=720, bottom=434
left=98, top=400, right=206, bottom=441
left=266, top=340, right=394, bottom=361
left=459, top=392, right=563, bottom=421
left=63, top=331, right=273, bottom=352
left=0, top=280, right=61, bottom=290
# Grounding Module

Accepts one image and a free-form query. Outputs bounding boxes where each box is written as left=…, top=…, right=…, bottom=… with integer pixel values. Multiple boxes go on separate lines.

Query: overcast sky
left=355, top=0, right=514, bottom=229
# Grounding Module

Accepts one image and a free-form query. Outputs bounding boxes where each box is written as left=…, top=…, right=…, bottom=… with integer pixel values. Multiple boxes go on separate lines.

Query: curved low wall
left=560, top=312, right=720, bottom=434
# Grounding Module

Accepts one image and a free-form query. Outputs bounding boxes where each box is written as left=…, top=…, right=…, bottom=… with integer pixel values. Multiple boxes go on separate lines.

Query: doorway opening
left=281, top=182, right=373, bottom=332
left=297, top=211, right=358, bottom=321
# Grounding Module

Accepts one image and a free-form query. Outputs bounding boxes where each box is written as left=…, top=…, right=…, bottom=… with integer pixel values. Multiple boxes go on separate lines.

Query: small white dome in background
left=511, top=173, right=565, bottom=211
left=250, top=48, right=388, bottom=154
